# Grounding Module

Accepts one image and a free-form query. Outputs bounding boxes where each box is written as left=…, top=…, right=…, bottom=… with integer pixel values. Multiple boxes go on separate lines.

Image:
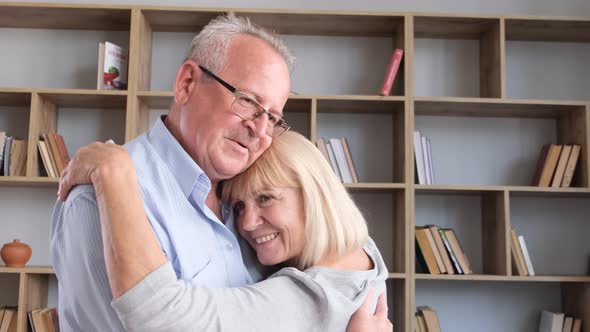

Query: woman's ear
left=173, top=60, right=202, bottom=105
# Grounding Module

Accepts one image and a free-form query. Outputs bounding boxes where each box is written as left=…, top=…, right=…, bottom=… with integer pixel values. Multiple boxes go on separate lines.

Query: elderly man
left=51, top=13, right=391, bottom=332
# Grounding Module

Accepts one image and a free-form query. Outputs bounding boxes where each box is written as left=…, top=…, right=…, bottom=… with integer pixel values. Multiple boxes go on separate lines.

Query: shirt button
left=226, top=244, right=233, bottom=250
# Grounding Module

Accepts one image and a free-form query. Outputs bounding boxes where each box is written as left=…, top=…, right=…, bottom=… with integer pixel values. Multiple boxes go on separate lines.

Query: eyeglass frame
left=198, top=65, right=290, bottom=137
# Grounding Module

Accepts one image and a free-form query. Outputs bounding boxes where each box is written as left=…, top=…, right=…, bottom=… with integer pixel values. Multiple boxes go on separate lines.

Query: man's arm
left=347, top=289, right=394, bottom=332
left=50, top=185, right=125, bottom=332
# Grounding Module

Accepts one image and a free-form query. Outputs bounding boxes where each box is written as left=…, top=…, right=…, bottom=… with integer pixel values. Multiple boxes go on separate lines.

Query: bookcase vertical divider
left=25, top=93, right=56, bottom=177
left=481, top=190, right=509, bottom=275
left=309, top=98, right=317, bottom=143
left=557, top=107, right=589, bottom=187
left=131, top=9, right=153, bottom=92
left=16, top=273, right=48, bottom=332
left=561, top=283, right=589, bottom=332
left=480, top=19, right=503, bottom=98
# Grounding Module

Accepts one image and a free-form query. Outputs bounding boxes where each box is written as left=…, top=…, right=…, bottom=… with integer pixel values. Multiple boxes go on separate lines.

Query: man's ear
left=173, top=60, right=201, bottom=105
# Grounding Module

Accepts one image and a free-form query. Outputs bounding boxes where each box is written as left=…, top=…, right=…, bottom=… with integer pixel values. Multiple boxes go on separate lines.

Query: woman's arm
left=59, top=142, right=166, bottom=298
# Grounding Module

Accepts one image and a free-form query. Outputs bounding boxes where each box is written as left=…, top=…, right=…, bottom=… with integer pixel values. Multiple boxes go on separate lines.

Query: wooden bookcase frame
left=0, top=3, right=588, bottom=331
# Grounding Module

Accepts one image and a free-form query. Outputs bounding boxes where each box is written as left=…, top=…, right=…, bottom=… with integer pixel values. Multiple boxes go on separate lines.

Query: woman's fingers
left=375, top=292, right=389, bottom=318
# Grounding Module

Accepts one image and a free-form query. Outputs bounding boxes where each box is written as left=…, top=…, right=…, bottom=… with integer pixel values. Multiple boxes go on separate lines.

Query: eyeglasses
left=198, top=65, right=290, bottom=137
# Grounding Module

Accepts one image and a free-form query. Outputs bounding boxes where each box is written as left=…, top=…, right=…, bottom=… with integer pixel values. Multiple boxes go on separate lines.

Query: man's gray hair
left=186, top=13, right=295, bottom=73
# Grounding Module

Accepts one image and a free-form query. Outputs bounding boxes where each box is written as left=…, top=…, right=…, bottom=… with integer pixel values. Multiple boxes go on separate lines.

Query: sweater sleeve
left=111, top=262, right=329, bottom=332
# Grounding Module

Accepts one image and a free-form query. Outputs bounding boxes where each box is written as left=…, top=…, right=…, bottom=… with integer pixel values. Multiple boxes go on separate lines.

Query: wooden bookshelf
left=0, top=3, right=588, bottom=332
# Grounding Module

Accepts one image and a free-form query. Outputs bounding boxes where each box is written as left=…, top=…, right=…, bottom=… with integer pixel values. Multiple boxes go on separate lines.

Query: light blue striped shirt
left=50, top=116, right=263, bottom=332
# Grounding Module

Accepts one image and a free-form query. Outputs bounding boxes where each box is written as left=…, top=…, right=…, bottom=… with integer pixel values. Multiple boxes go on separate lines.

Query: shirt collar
left=146, top=115, right=211, bottom=198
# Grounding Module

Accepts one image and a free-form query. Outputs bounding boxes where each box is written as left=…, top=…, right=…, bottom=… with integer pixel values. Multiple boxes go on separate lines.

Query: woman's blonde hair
left=222, top=131, right=368, bottom=270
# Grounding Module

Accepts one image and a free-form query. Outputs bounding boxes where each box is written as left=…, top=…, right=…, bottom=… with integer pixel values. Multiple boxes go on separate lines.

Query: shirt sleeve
left=50, top=185, right=126, bottom=331
left=112, top=262, right=331, bottom=332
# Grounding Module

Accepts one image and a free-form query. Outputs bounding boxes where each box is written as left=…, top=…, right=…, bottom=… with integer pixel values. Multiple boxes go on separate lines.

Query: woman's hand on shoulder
left=346, top=289, right=393, bottom=332
left=58, top=141, right=133, bottom=202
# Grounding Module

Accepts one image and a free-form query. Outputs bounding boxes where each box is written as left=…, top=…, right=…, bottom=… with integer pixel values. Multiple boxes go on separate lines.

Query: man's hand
left=347, top=289, right=393, bottom=332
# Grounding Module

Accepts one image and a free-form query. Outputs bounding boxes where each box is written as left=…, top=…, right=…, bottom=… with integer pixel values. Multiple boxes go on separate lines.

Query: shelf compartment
left=0, top=3, right=131, bottom=30
left=352, top=189, right=407, bottom=275
left=505, top=17, right=590, bottom=43
left=316, top=99, right=406, bottom=184
left=415, top=280, right=587, bottom=332
left=413, top=16, right=503, bottom=98
left=26, top=92, right=127, bottom=177
left=415, top=191, right=509, bottom=276
left=416, top=185, right=590, bottom=198
left=414, top=101, right=589, bottom=188
left=509, top=196, right=590, bottom=277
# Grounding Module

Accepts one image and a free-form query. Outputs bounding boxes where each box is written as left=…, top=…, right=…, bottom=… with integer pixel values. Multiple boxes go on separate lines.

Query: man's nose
left=244, top=115, right=269, bottom=139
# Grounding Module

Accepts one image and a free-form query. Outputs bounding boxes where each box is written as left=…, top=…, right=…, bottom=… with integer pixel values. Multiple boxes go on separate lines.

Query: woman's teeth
left=255, top=232, right=279, bottom=244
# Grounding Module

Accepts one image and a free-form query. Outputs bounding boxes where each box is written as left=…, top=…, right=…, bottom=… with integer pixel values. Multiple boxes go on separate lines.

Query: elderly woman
left=58, top=131, right=389, bottom=331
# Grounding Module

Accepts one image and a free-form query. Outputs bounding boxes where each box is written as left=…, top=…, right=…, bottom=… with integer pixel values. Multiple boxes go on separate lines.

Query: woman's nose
left=240, top=206, right=263, bottom=231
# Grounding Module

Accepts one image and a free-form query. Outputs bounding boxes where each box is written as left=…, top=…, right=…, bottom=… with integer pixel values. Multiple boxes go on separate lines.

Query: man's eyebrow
left=243, top=90, right=284, bottom=117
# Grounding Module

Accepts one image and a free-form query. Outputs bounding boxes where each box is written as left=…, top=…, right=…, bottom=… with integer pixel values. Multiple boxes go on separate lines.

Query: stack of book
left=0, top=132, right=27, bottom=177
left=532, top=144, right=581, bottom=187
left=539, top=310, right=582, bottom=332
left=416, top=225, right=472, bottom=275
left=414, top=131, right=434, bottom=185
left=0, top=307, right=18, bottom=332
left=37, top=133, right=70, bottom=178
left=28, top=307, right=60, bottom=332
left=415, top=306, right=441, bottom=332
left=315, top=137, right=359, bottom=183
left=510, top=228, right=535, bottom=276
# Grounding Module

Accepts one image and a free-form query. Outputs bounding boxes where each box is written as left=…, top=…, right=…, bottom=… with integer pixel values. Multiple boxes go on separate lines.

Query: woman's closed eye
left=232, top=200, right=246, bottom=214
left=256, top=193, right=275, bottom=206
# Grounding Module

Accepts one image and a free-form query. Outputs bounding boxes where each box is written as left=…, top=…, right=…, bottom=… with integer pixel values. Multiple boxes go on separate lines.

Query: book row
left=37, top=133, right=71, bottom=178
left=414, top=131, right=435, bottom=185
left=510, top=228, right=535, bottom=276
left=532, top=144, right=581, bottom=188
left=414, top=306, right=441, bottom=332
left=539, top=310, right=583, bottom=332
left=415, top=225, right=472, bottom=275
left=315, top=137, right=359, bottom=183
left=0, top=133, right=27, bottom=177
left=0, top=306, right=60, bottom=332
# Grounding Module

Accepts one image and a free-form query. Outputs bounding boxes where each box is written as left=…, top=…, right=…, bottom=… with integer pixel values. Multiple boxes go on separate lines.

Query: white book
left=414, top=131, right=427, bottom=184
left=0, top=132, right=6, bottom=174
left=519, top=235, right=535, bottom=276
left=426, top=137, right=435, bottom=184
left=539, top=310, right=565, bottom=332
left=421, top=135, right=431, bottom=184
left=329, top=138, right=353, bottom=183
left=100, top=41, right=128, bottom=90
left=3, top=136, right=12, bottom=176
left=97, top=42, right=105, bottom=89
left=325, top=142, right=342, bottom=182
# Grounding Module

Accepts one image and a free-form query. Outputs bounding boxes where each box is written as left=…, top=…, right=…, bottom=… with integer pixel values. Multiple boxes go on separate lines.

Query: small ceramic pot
left=1, top=239, right=32, bottom=268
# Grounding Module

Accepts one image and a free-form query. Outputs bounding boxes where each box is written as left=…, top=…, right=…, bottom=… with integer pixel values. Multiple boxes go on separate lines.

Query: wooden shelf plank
left=345, top=183, right=406, bottom=190
left=415, top=273, right=590, bottom=282
left=0, top=266, right=54, bottom=274
left=415, top=184, right=590, bottom=197
left=0, top=176, right=58, bottom=187
left=141, top=7, right=404, bottom=36
left=0, top=3, right=131, bottom=30
left=506, top=18, right=590, bottom=42
left=37, top=89, right=128, bottom=109
left=414, top=97, right=587, bottom=118
left=388, top=273, right=406, bottom=279
left=414, top=16, right=500, bottom=39
left=0, top=90, right=31, bottom=107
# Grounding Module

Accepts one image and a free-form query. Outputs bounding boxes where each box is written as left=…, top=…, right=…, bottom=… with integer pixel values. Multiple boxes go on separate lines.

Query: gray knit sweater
left=111, top=238, right=388, bottom=332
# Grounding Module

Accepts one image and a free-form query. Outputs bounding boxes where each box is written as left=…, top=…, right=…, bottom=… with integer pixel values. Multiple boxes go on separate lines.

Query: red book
left=380, top=48, right=404, bottom=96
